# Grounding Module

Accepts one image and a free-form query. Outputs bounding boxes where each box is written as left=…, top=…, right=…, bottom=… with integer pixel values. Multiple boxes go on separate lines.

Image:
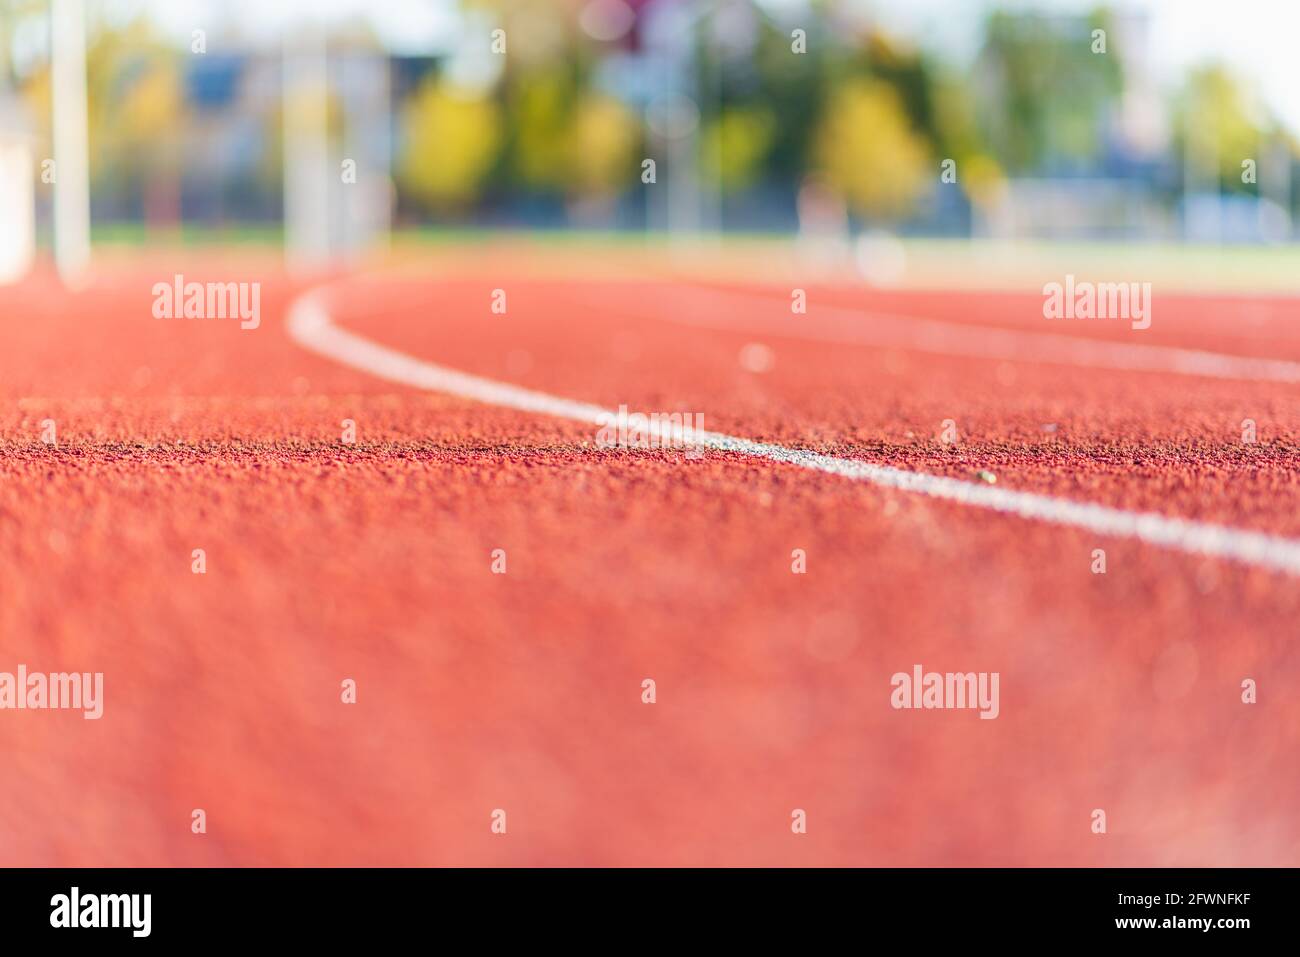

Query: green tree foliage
left=974, top=7, right=1123, bottom=173
left=1175, top=65, right=1274, bottom=193
left=397, top=76, right=502, bottom=211
left=566, top=93, right=640, bottom=197
left=811, top=78, right=932, bottom=221
left=507, top=70, right=576, bottom=191
left=741, top=14, right=827, bottom=183
left=930, top=76, right=1005, bottom=208
left=702, top=107, right=776, bottom=193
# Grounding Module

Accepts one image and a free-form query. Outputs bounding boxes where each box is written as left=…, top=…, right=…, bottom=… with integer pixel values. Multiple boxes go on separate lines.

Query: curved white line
left=590, top=284, right=1300, bottom=384
left=286, top=283, right=1300, bottom=577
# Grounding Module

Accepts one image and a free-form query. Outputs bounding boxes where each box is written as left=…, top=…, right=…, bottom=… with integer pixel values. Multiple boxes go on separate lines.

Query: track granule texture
left=2, top=252, right=1297, bottom=865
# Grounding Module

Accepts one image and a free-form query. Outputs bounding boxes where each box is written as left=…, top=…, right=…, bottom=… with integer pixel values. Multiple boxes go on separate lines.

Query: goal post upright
left=50, top=0, right=91, bottom=284
left=282, top=26, right=332, bottom=273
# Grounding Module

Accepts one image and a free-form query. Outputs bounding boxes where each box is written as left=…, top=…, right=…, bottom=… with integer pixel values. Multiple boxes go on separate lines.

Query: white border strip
left=286, top=285, right=1300, bottom=577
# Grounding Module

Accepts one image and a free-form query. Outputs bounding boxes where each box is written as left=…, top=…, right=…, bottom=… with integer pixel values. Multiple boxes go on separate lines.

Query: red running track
left=1, top=250, right=1298, bottom=865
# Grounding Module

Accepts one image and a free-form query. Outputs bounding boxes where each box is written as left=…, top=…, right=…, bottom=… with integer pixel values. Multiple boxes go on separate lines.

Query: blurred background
left=0, top=0, right=1298, bottom=273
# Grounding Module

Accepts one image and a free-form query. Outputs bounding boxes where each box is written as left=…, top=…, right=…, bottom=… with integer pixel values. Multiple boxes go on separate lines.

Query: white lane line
left=594, top=284, right=1300, bottom=384
left=286, top=284, right=1300, bottom=577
